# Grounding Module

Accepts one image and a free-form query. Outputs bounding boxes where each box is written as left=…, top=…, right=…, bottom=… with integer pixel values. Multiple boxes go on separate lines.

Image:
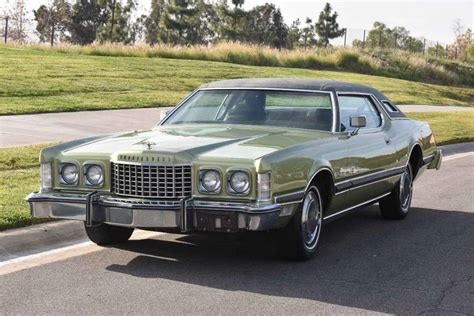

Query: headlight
left=60, top=163, right=79, bottom=185
left=228, top=171, right=250, bottom=194
left=41, top=163, right=53, bottom=190
left=200, top=169, right=222, bottom=193
left=85, top=164, right=104, bottom=186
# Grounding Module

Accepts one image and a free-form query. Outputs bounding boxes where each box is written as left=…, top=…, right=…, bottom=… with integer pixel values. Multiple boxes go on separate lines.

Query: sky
left=2, top=0, right=473, bottom=44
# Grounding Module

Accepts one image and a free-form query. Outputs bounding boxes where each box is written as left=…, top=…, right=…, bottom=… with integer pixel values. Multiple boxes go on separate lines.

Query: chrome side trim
left=323, top=192, right=391, bottom=221
left=334, top=174, right=401, bottom=196
left=335, top=165, right=405, bottom=187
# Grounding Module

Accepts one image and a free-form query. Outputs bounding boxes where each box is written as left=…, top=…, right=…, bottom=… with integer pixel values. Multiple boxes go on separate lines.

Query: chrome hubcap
left=400, top=166, right=413, bottom=211
left=301, top=190, right=322, bottom=250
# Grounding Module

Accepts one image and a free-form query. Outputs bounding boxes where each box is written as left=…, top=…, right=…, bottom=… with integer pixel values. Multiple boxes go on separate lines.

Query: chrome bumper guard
left=27, top=192, right=294, bottom=232
left=427, top=149, right=443, bottom=170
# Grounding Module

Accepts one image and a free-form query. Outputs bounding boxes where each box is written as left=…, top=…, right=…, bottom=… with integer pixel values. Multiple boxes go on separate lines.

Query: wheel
left=281, top=185, right=323, bottom=260
left=379, top=164, right=413, bottom=220
left=84, top=222, right=134, bottom=245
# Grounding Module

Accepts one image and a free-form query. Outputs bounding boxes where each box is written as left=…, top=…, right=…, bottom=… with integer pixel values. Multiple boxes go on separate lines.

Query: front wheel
left=281, top=185, right=323, bottom=260
left=379, top=164, right=413, bottom=220
left=84, top=222, right=134, bottom=245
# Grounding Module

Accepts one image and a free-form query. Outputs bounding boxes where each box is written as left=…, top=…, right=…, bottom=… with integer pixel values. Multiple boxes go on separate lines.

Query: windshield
left=163, top=89, right=334, bottom=131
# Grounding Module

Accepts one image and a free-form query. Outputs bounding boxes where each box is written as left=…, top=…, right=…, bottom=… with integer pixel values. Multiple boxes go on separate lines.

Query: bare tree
left=4, top=0, right=29, bottom=42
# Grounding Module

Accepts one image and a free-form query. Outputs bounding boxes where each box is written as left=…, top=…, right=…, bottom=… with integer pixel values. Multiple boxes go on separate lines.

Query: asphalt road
left=1, top=105, right=472, bottom=148
left=0, top=153, right=473, bottom=314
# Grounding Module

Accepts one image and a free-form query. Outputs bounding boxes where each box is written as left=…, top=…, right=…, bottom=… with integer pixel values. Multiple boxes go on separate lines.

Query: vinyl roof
left=200, top=78, right=381, bottom=95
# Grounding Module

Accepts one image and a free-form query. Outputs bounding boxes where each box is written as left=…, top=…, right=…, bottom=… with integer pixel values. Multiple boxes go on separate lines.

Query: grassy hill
left=0, top=45, right=473, bottom=116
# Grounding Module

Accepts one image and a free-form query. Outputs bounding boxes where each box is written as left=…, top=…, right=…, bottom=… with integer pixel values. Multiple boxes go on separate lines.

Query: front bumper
left=27, top=192, right=297, bottom=232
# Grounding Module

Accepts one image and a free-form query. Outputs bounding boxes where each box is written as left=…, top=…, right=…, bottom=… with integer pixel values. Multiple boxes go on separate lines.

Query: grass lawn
left=0, top=144, right=48, bottom=230
left=407, top=112, right=474, bottom=145
left=0, top=46, right=473, bottom=116
left=1, top=111, right=472, bottom=231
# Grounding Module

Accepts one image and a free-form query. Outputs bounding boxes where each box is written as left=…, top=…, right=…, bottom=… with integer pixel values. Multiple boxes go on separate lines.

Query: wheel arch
left=407, top=143, right=423, bottom=179
left=306, top=167, right=335, bottom=214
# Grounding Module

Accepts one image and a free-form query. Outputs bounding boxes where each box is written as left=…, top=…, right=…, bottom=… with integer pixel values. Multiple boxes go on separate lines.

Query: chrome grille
left=112, top=163, right=192, bottom=198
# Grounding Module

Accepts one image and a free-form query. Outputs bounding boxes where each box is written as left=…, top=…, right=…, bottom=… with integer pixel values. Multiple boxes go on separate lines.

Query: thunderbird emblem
left=143, top=141, right=156, bottom=150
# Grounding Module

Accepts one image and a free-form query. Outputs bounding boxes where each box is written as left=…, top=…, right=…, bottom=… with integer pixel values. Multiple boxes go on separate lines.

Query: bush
left=13, top=42, right=473, bottom=86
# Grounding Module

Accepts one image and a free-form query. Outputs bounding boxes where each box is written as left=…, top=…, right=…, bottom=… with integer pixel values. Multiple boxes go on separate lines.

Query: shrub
left=8, top=42, right=472, bottom=86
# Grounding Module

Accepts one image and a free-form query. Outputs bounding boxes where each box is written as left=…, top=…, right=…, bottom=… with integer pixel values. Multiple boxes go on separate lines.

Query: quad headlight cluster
left=199, top=169, right=252, bottom=195
left=58, top=162, right=104, bottom=187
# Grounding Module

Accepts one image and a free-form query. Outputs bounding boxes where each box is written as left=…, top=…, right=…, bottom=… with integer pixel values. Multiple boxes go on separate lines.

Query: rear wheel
left=282, top=185, right=323, bottom=260
left=84, top=222, right=134, bottom=245
left=379, top=164, right=413, bottom=220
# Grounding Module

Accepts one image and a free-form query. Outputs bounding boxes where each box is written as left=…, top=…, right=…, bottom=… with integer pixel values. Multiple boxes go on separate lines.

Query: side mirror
left=349, top=116, right=366, bottom=135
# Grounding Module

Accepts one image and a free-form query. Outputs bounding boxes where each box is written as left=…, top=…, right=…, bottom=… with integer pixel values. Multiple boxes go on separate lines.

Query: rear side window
left=338, top=95, right=382, bottom=131
left=381, top=100, right=399, bottom=112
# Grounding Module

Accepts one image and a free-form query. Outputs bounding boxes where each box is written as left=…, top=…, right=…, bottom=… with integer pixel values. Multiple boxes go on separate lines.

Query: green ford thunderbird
left=27, top=79, right=442, bottom=260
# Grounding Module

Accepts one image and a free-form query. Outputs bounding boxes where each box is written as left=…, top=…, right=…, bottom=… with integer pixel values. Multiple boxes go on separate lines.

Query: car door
left=336, top=93, right=399, bottom=206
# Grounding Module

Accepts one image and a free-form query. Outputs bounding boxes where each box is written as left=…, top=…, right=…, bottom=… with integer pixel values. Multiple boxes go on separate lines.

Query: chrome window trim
left=336, top=92, right=386, bottom=134
left=378, top=99, right=409, bottom=120
left=158, top=89, right=200, bottom=126
left=160, top=88, right=337, bottom=133
left=380, top=99, right=399, bottom=112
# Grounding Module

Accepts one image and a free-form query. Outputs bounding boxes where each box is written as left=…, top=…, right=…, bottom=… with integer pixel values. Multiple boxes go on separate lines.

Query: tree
left=97, top=0, right=137, bottom=44
left=161, top=0, right=201, bottom=45
left=314, top=3, right=344, bottom=47
left=144, top=0, right=167, bottom=45
left=69, top=0, right=108, bottom=45
left=448, top=21, right=472, bottom=60
left=4, top=0, right=29, bottom=42
left=216, top=0, right=246, bottom=41
left=301, top=17, right=316, bottom=49
left=270, top=7, right=288, bottom=49
left=242, top=3, right=288, bottom=48
left=231, top=0, right=244, bottom=8
left=357, top=22, right=424, bottom=52
left=34, top=0, right=71, bottom=45
left=287, top=19, right=302, bottom=49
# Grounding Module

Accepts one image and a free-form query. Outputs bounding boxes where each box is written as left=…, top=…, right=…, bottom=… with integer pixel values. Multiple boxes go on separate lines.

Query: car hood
left=62, top=124, right=334, bottom=163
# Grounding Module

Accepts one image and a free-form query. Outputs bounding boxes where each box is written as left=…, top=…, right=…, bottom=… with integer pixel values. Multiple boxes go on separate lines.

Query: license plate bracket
left=195, top=211, right=239, bottom=233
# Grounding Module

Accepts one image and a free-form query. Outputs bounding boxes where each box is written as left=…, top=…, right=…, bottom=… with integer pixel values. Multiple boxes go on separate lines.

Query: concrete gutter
left=0, top=221, right=87, bottom=262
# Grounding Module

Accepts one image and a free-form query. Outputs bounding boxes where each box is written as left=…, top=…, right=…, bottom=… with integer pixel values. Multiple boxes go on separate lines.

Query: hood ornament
left=143, top=141, right=156, bottom=150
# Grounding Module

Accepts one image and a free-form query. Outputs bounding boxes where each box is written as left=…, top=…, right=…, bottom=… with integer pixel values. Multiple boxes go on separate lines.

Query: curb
left=0, top=220, right=87, bottom=262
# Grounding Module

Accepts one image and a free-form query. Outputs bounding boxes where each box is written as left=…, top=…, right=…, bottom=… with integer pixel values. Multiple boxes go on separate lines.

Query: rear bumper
left=27, top=192, right=298, bottom=232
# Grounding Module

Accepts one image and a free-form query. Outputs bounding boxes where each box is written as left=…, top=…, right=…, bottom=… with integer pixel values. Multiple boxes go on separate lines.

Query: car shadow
left=106, top=205, right=474, bottom=314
